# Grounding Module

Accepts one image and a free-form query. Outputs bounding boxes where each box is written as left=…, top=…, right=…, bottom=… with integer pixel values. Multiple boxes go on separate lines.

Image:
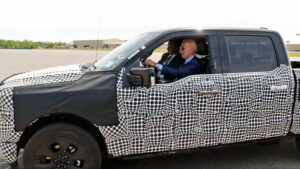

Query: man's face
left=167, top=41, right=178, bottom=54
left=179, top=42, right=195, bottom=59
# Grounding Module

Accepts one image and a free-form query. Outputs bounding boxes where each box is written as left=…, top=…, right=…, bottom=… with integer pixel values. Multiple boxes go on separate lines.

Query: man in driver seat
left=145, top=39, right=202, bottom=80
left=144, top=39, right=184, bottom=81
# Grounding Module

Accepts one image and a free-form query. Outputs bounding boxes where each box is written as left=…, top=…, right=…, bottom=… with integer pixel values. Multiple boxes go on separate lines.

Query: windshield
left=94, top=32, right=160, bottom=71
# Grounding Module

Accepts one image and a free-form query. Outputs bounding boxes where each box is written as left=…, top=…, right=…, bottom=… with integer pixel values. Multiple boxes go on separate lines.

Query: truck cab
left=0, top=28, right=299, bottom=169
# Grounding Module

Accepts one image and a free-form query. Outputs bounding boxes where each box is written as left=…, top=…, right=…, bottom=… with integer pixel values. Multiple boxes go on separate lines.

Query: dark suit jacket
left=158, top=53, right=184, bottom=68
left=161, top=56, right=202, bottom=80
left=158, top=53, right=184, bottom=81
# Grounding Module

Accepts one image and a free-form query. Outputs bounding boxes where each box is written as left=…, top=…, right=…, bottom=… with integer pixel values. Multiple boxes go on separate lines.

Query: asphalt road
left=0, top=49, right=162, bottom=81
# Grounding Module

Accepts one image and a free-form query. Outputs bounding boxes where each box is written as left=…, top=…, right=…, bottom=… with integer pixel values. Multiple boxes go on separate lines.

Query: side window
left=225, top=36, right=278, bottom=73
left=147, top=42, right=167, bottom=63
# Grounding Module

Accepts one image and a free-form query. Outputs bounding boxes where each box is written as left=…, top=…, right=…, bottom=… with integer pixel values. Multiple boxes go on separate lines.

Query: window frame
left=218, top=31, right=287, bottom=73
left=225, top=35, right=278, bottom=73
left=121, top=30, right=221, bottom=87
left=124, top=31, right=221, bottom=73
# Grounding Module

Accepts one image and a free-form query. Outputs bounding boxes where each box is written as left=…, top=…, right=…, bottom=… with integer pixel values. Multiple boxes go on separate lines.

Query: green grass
left=289, top=52, right=300, bottom=57
left=153, top=49, right=167, bottom=53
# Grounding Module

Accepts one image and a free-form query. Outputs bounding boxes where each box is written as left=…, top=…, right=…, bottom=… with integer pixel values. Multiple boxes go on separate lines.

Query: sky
left=0, top=0, right=300, bottom=43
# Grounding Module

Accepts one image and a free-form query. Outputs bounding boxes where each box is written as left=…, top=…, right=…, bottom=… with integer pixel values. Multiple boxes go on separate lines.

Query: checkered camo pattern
left=98, top=65, right=294, bottom=157
left=0, top=142, right=17, bottom=163
left=0, top=64, right=85, bottom=163
left=3, top=64, right=83, bottom=86
left=291, top=70, right=300, bottom=134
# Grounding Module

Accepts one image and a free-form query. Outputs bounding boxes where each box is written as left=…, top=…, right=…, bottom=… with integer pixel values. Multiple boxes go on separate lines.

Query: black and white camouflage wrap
left=0, top=63, right=296, bottom=163
left=98, top=65, right=294, bottom=157
left=291, top=70, right=300, bottom=134
left=0, top=64, right=84, bottom=163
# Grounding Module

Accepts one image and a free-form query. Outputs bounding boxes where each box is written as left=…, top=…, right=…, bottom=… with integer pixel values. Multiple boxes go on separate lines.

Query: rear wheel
left=22, top=123, right=102, bottom=169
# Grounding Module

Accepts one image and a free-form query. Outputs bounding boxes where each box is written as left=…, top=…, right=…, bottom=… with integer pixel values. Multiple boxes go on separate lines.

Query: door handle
left=199, top=90, right=220, bottom=96
left=270, top=85, right=288, bottom=91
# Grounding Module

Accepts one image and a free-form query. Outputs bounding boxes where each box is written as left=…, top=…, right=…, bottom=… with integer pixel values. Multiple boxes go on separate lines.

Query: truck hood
left=1, top=64, right=85, bottom=88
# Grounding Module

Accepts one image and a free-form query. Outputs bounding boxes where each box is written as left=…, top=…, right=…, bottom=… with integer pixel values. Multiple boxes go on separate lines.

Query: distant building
left=73, top=39, right=126, bottom=49
left=287, top=44, right=300, bottom=52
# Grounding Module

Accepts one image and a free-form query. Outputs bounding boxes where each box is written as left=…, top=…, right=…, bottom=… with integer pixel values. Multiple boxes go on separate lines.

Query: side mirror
left=291, top=61, right=300, bottom=69
left=127, top=67, right=155, bottom=87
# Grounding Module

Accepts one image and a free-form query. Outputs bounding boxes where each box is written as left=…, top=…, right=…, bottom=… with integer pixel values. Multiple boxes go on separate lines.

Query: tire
left=296, top=136, right=300, bottom=151
left=22, top=123, right=102, bottom=169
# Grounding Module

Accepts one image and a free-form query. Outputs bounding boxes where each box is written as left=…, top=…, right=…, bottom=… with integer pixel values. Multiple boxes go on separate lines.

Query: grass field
left=289, top=52, right=300, bottom=57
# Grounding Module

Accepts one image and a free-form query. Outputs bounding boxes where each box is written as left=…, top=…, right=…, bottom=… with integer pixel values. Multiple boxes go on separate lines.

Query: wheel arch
left=18, top=113, right=108, bottom=158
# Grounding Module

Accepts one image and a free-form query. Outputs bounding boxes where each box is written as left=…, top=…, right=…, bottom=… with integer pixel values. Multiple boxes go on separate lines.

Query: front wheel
left=23, top=123, right=102, bottom=169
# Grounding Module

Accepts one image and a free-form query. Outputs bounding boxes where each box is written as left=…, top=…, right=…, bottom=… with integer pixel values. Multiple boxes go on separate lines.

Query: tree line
left=0, top=39, right=66, bottom=49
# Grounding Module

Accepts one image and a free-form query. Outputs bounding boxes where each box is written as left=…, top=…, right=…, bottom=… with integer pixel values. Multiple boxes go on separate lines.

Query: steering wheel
left=140, top=59, right=149, bottom=67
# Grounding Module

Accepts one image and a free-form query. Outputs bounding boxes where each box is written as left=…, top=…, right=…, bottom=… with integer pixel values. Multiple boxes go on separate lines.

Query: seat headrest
left=196, top=42, right=208, bottom=55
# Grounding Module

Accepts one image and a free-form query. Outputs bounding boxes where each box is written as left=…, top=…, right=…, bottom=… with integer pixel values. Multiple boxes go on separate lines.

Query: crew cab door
left=218, top=31, right=294, bottom=143
left=109, top=32, right=227, bottom=155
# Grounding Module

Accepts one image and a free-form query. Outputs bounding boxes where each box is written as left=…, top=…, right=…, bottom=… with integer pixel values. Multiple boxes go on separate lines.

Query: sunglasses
left=180, top=46, right=185, bottom=51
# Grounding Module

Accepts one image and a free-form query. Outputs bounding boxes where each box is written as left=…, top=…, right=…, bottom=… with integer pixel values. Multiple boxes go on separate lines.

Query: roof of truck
left=158, top=27, right=279, bottom=34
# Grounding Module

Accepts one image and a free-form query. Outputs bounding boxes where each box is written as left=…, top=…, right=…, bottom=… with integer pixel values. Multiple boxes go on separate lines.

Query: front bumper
left=0, top=64, right=85, bottom=164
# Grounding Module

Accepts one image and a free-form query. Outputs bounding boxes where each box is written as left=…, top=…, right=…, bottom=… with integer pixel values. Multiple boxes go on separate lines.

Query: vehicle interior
left=143, top=36, right=211, bottom=83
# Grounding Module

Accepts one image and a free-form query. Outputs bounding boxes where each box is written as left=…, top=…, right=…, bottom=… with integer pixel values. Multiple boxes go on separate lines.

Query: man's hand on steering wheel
left=144, top=59, right=157, bottom=67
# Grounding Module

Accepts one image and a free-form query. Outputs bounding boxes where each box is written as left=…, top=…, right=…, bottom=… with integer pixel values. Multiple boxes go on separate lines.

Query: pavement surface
left=1, top=49, right=300, bottom=168
left=0, top=49, right=162, bottom=81
left=0, top=49, right=108, bottom=81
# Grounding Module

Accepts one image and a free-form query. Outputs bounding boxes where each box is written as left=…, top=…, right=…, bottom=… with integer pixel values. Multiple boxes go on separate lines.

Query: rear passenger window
left=226, top=36, right=278, bottom=73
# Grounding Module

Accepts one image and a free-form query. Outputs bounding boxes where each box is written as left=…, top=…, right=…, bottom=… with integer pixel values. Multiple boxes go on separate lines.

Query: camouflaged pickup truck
left=2, top=28, right=300, bottom=169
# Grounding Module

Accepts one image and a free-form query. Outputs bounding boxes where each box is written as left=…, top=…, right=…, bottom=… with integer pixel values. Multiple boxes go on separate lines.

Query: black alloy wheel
left=23, top=123, right=102, bottom=169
